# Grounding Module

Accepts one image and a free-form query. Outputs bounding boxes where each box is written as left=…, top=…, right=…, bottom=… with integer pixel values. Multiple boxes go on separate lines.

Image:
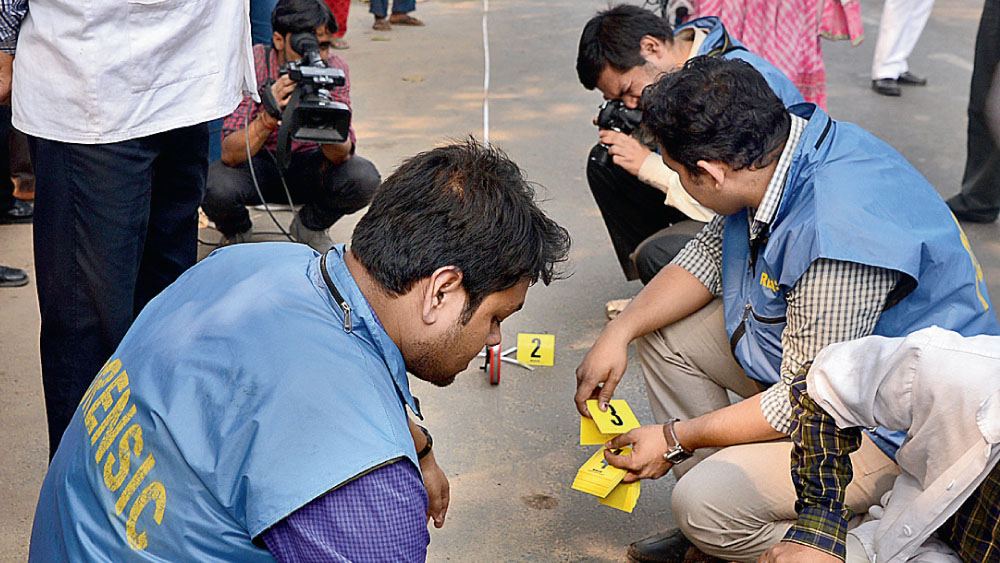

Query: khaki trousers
left=635, top=299, right=900, bottom=562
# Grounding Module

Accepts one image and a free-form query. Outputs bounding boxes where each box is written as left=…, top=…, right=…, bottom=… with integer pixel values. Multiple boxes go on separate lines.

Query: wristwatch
left=662, top=418, right=694, bottom=465
left=416, top=425, right=433, bottom=460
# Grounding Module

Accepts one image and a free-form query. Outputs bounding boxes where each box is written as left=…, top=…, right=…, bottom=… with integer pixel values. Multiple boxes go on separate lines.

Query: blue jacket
left=30, top=243, right=422, bottom=561
left=682, top=16, right=805, bottom=107
left=721, top=105, right=999, bottom=456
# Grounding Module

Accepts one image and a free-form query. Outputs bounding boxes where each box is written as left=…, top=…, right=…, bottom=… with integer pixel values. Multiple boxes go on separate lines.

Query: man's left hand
left=419, top=451, right=450, bottom=528
left=598, top=129, right=651, bottom=176
left=759, top=541, right=842, bottom=563
left=604, top=424, right=673, bottom=483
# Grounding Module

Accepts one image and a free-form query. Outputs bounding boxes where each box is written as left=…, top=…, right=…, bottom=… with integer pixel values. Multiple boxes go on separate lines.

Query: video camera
left=261, top=31, right=352, bottom=169
left=590, top=99, right=644, bottom=168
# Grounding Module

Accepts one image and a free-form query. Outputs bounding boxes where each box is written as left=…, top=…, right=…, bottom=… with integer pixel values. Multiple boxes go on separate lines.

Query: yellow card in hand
left=580, top=416, right=616, bottom=445
left=516, top=333, right=555, bottom=366
left=599, top=480, right=641, bottom=513
left=571, top=446, right=633, bottom=498
left=586, top=399, right=640, bottom=434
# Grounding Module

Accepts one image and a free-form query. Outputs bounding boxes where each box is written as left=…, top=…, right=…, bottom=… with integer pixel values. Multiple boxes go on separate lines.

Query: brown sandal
left=389, top=14, right=424, bottom=26
left=372, top=18, right=391, bottom=31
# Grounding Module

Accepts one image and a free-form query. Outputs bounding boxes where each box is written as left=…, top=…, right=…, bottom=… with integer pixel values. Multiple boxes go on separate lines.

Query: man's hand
left=759, top=541, right=842, bottom=563
left=598, top=129, right=651, bottom=176
left=321, top=139, right=352, bottom=165
left=418, top=451, right=450, bottom=528
left=0, top=52, right=13, bottom=104
left=574, top=325, right=631, bottom=416
left=270, top=74, right=296, bottom=112
left=603, top=425, right=673, bottom=483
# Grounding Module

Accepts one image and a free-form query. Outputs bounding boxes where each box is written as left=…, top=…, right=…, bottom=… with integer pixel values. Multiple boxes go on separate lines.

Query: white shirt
left=807, top=327, right=1000, bottom=563
left=633, top=25, right=715, bottom=224
left=11, top=0, right=257, bottom=144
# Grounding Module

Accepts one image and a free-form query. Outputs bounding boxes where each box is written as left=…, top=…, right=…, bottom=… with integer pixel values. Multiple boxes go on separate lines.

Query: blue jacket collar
left=315, top=244, right=421, bottom=418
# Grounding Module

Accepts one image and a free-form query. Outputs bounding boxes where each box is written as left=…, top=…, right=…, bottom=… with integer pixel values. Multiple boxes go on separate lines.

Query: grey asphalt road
left=1, top=0, right=997, bottom=561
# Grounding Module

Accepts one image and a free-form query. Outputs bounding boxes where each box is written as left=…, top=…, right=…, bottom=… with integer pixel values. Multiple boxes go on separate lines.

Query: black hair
left=272, top=0, right=337, bottom=38
left=351, top=139, right=571, bottom=322
left=577, top=4, right=673, bottom=91
left=641, top=56, right=791, bottom=174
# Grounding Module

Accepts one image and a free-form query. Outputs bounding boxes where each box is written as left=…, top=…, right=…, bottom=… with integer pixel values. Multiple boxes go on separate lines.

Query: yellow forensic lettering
left=85, top=370, right=129, bottom=436
left=95, top=399, right=136, bottom=464
left=953, top=215, right=989, bottom=311
left=126, top=481, right=166, bottom=551
left=760, top=272, right=779, bottom=292
left=115, top=453, right=155, bottom=515
left=91, top=388, right=131, bottom=447
left=80, top=359, right=122, bottom=413
left=104, top=424, right=143, bottom=492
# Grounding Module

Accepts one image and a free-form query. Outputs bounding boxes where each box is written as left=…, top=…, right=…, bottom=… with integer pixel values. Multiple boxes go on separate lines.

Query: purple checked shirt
left=261, top=459, right=429, bottom=562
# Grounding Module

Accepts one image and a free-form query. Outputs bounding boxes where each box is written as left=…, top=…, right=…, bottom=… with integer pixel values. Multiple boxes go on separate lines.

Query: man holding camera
left=576, top=57, right=998, bottom=562
left=202, top=0, right=381, bottom=251
left=576, top=5, right=804, bottom=286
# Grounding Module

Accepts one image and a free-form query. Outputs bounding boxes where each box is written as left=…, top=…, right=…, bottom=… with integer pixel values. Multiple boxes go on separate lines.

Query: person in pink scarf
left=676, top=0, right=863, bottom=108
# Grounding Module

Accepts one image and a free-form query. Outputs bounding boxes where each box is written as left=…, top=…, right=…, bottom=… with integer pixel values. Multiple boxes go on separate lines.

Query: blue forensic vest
left=681, top=17, right=806, bottom=107
left=30, top=243, right=422, bottom=562
left=722, top=105, right=999, bottom=456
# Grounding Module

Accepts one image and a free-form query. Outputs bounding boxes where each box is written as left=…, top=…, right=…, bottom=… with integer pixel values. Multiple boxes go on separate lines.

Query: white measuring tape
left=482, top=0, right=490, bottom=144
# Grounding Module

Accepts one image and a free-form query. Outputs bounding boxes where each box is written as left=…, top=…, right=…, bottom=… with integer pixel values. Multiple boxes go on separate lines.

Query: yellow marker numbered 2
left=516, top=333, right=555, bottom=366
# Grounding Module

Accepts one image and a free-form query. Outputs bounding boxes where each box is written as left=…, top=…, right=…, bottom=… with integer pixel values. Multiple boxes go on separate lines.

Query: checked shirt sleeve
left=0, top=0, right=28, bottom=54
left=670, top=214, right=725, bottom=296
left=784, top=370, right=862, bottom=560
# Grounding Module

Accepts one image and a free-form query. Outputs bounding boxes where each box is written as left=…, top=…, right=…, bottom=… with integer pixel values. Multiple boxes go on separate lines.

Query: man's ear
left=272, top=31, right=285, bottom=51
left=639, top=35, right=663, bottom=57
left=420, top=266, right=465, bottom=325
left=696, top=160, right=727, bottom=189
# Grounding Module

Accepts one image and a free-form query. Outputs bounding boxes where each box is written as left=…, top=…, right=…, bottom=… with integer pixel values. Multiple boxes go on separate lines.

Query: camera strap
left=320, top=251, right=353, bottom=333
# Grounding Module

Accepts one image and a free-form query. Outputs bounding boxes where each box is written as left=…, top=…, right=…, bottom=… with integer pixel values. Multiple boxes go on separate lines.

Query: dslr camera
left=590, top=99, right=644, bottom=168
left=260, top=31, right=352, bottom=169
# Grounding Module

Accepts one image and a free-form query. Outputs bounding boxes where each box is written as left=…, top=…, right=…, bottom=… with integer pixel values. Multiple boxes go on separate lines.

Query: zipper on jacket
left=729, top=305, right=787, bottom=356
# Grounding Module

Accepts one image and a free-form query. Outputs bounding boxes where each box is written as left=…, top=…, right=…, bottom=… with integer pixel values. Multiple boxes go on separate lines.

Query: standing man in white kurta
left=0, top=0, right=257, bottom=457
left=871, top=0, right=935, bottom=96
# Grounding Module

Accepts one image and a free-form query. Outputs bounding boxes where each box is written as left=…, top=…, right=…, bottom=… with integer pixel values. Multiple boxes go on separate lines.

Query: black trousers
left=201, top=149, right=381, bottom=237
left=586, top=144, right=700, bottom=282
left=948, top=0, right=1000, bottom=222
left=0, top=106, right=14, bottom=212
left=29, top=123, right=209, bottom=457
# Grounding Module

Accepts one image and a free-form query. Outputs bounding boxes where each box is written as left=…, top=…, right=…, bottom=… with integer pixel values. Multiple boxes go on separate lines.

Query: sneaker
left=289, top=215, right=333, bottom=252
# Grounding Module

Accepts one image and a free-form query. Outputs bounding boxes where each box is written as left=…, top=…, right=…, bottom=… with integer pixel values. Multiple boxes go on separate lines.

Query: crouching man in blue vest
left=28, top=140, right=570, bottom=562
left=574, top=57, right=999, bottom=563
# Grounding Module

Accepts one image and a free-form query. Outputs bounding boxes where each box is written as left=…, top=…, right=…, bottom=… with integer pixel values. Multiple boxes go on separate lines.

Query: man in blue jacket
left=29, top=140, right=570, bottom=562
left=575, top=57, right=998, bottom=562
left=576, top=4, right=803, bottom=286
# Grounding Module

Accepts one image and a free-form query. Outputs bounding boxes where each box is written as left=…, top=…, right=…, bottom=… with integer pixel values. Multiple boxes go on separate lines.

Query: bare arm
left=220, top=112, right=278, bottom=166
left=575, top=264, right=713, bottom=416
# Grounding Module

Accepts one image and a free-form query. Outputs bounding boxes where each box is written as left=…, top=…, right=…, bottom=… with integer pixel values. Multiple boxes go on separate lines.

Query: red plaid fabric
left=222, top=43, right=355, bottom=154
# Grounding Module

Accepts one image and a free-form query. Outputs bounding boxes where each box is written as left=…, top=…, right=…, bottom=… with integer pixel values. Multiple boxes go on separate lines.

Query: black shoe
left=947, top=196, right=998, bottom=223
left=897, top=71, right=927, bottom=86
left=0, top=199, right=33, bottom=224
left=872, top=79, right=901, bottom=96
left=627, top=529, right=693, bottom=563
left=0, top=265, right=29, bottom=287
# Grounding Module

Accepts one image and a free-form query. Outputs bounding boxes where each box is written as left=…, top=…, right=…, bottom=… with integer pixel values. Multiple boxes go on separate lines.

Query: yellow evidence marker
left=586, top=399, right=640, bottom=434
left=571, top=446, right=633, bottom=498
left=599, top=480, right=641, bottom=513
left=580, top=416, right=616, bottom=445
left=515, top=333, right=555, bottom=366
